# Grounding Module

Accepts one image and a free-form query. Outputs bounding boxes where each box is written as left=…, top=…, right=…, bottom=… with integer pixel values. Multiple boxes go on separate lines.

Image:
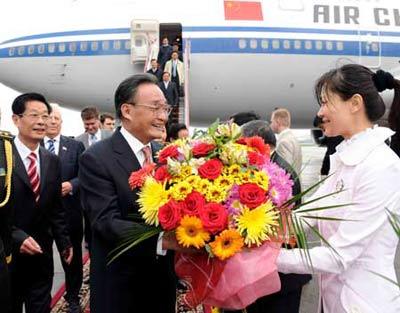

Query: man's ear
left=120, top=103, right=132, bottom=121
left=350, top=94, right=363, bottom=114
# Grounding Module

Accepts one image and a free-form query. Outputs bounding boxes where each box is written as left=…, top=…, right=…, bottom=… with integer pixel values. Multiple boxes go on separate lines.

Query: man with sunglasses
left=79, top=74, right=180, bottom=313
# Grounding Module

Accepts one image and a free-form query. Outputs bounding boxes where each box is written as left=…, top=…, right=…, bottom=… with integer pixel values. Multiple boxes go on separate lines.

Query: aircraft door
left=130, top=19, right=159, bottom=67
left=358, top=29, right=381, bottom=68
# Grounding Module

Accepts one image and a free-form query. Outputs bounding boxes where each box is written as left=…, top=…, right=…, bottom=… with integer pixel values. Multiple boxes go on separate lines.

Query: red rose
left=183, top=191, right=205, bottom=217
left=245, top=136, right=268, bottom=155
left=154, top=165, right=171, bottom=182
left=248, top=151, right=265, bottom=167
left=158, top=145, right=179, bottom=163
left=198, top=159, right=223, bottom=180
left=128, top=163, right=156, bottom=189
left=199, top=202, right=228, bottom=234
left=192, top=142, right=216, bottom=157
left=239, top=183, right=267, bottom=209
left=158, top=200, right=184, bottom=231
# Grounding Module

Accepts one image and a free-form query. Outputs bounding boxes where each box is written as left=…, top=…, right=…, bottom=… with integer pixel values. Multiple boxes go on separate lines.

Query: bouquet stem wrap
left=175, top=242, right=281, bottom=310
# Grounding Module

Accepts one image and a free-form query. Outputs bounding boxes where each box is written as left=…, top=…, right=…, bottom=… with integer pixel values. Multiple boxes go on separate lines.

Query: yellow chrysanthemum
left=138, top=177, right=169, bottom=226
left=225, top=164, right=241, bottom=177
left=236, top=171, right=251, bottom=184
left=195, top=179, right=211, bottom=196
left=176, top=216, right=210, bottom=248
left=205, top=184, right=227, bottom=203
left=179, top=165, right=193, bottom=179
left=250, top=171, right=269, bottom=190
left=211, top=308, right=220, bottom=313
left=170, top=181, right=193, bottom=201
left=214, top=175, right=234, bottom=190
left=235, top=202, right=279, bottom=246
left=185, top=175, right=201, bottom=187
left=210, top=229, right=244, bottom=260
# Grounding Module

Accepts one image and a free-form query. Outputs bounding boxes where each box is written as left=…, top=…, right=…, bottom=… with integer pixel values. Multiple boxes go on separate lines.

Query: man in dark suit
left=8, top=93, right=72, bottom=313
left=44, top=104, right=85, bottom=313
left=157, top=37, right=172, bottom=70
left=146, top=59, right=163, bottom=81
left=79, top=74, right=182, bottom=313
left=159, top=72, right=179, bottom=123
left=0, top=130, right=13, bottom=313
left=233, top=119, right=311, bottom=313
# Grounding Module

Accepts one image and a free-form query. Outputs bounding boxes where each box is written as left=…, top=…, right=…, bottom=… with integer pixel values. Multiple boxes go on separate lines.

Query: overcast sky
left=0, top=0, right=87, bottom=136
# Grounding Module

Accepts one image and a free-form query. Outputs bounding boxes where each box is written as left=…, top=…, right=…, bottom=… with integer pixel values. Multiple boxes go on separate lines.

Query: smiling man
left=8, top=93, right=72, bottom=313
left=79, top=74, right=180, bottom=313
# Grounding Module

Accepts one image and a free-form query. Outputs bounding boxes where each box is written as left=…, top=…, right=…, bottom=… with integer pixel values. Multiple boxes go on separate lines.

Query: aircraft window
left=48, top=43, right=56, bottom=53
left=326, top=41, right=333, bottom=50
left=336, top=42, right=344, bottom=51
left=91, top=41, right=99, bottom=51
left=8, top=47, right=15, bottom=56
left=371, top=42, right=379, bottom=52
left=28, top=45, right=35, bottom=55
left=238, top=39, right=247, bottom=49
left=261, top=40, right=268, bottom=49
left=305, top=41, right=312, bottom=50
left=250, top=39, right=257, bottom=49
left=283, top=40, right=290, bottom=49
left=69, top=42, right=77, bottom=53
left=124, top=40, right=131, bottom=50
left=80, top=42, right=88, bottom=51
left=113, top=40, right=121, bottom=50
left=294, top=40, right=301, bottom=49
left=272, top=40, right=280, bottom=49
left=38, top=44, right=45, bottom=54
left=102, top=41, right=110, bottom=50
left=315, top=41, right=323, bottom=50
left=18, top=46, right=25, bottom=56
left=58, top=43, right=66, bottom=53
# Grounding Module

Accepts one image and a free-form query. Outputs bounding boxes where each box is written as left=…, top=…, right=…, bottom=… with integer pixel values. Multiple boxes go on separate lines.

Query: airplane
left=0, top=0, right=400, bottom=128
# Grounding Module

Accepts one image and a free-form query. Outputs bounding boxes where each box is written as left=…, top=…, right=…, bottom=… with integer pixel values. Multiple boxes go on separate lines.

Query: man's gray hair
left=241, top=120, right=277, bottom=147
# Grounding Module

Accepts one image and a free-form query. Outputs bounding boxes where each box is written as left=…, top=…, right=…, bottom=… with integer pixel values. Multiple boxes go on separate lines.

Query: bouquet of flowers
left=124, top=121, right=296, bottom=310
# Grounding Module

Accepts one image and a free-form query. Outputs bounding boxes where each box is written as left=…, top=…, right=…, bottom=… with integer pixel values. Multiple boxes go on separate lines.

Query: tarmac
left=50, top=132, right=400, bottom=313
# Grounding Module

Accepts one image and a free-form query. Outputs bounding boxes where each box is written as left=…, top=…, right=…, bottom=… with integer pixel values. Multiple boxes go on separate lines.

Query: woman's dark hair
left=314, top=64, right=399, bottom=122
left=114, top=73, right=159, bottom=119
left=167, top=123, right=187, bottom=141
left=12, top=92, right=51, bottom=115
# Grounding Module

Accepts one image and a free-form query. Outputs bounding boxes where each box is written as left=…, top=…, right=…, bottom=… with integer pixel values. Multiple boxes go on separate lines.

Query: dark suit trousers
left=60, top=219, right=83, bottom=303
left=11, top=254, right=53, bottom=313
left=171, top=73, right=180, bottom=96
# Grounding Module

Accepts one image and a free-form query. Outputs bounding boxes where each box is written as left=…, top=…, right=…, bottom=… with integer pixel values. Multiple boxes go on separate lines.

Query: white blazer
left=277, top=126, right=400, bottom=313
left=164, top=59, right=185, bottom=85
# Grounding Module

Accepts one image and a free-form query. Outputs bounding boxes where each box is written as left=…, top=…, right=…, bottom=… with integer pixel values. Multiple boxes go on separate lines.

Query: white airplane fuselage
left=1, top=0, right=400, bottom=127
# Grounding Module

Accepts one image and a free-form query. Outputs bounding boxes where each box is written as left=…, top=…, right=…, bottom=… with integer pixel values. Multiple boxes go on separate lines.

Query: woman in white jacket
left=277, top=64, right=400, bottom=313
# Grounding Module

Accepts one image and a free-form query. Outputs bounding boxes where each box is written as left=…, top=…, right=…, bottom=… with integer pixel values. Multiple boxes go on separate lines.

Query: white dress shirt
left=89, top=129, right=102, bottom=146
left=44, top=134, right=61, bottom=156
left=277, top=126, right=400, bottom=313
left=120, top=127, right=166, bottom=255
left=14, top=136, right=41, bottom=177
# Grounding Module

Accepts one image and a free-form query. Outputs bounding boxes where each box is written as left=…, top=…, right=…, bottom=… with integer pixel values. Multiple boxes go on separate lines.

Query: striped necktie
left=90, top=134, right=97, bottom=146
left=28, top=152, right=40, bottom=202
left=141, top=146, right=152, bottom=167
left=47, top=139, right=55, bottom=154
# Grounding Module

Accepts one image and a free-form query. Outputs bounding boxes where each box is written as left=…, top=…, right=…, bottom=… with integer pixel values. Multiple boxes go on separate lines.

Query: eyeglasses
left=18, top=113, right=50, bottom=122
left=127, top=103, right=173, bottom=116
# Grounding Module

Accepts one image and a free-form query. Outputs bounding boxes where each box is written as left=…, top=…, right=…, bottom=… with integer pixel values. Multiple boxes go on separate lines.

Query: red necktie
left=141, top=146, right=152, bottom=167
left=28, top=152, right=40, bottom=202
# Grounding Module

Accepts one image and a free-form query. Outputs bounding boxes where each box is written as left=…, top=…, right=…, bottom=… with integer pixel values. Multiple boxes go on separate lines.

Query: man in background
left=146, top=59, right=163, bottom=81
left=76, top=107, right=112, bottom=149
left=44, top=104, right=85, bottom=313
left=100, top=113, right=115, bottom=131
left=270, top=108, right=302, bottom=175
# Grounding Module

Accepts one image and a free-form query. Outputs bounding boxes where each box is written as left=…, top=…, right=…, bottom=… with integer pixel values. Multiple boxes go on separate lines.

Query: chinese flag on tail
left=224, top=1, right=263, bottom=21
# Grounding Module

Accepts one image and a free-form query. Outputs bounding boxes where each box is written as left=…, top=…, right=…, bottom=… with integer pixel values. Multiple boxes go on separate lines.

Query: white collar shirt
left=44, top=134, right=61, bottom=156
left=120, top=126, right=152, bottom=167
left=14, top=136, right=41, bottom=178
left=89, top=129, right=102, bottom=146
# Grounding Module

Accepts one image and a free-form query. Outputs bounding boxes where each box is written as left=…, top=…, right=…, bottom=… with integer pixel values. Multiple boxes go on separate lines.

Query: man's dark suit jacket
left=8, top=143, right=71, bottom=310
left=146, top=68, right=163, bottom=81
left=79, top=129, right=176, bottom=313
left=157, top=45, right=173, bottom=69
left=158, top=81, right=179, bottom=106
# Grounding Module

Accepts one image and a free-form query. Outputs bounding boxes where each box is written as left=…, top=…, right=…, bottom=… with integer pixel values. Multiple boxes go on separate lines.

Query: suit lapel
left=58, top=136, right=68, bottom=160
left=39, top=147, right=50, bottom=195
left=112, top=130, right=141, bottom=175
left=13, top=145, right=31, bottom=189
